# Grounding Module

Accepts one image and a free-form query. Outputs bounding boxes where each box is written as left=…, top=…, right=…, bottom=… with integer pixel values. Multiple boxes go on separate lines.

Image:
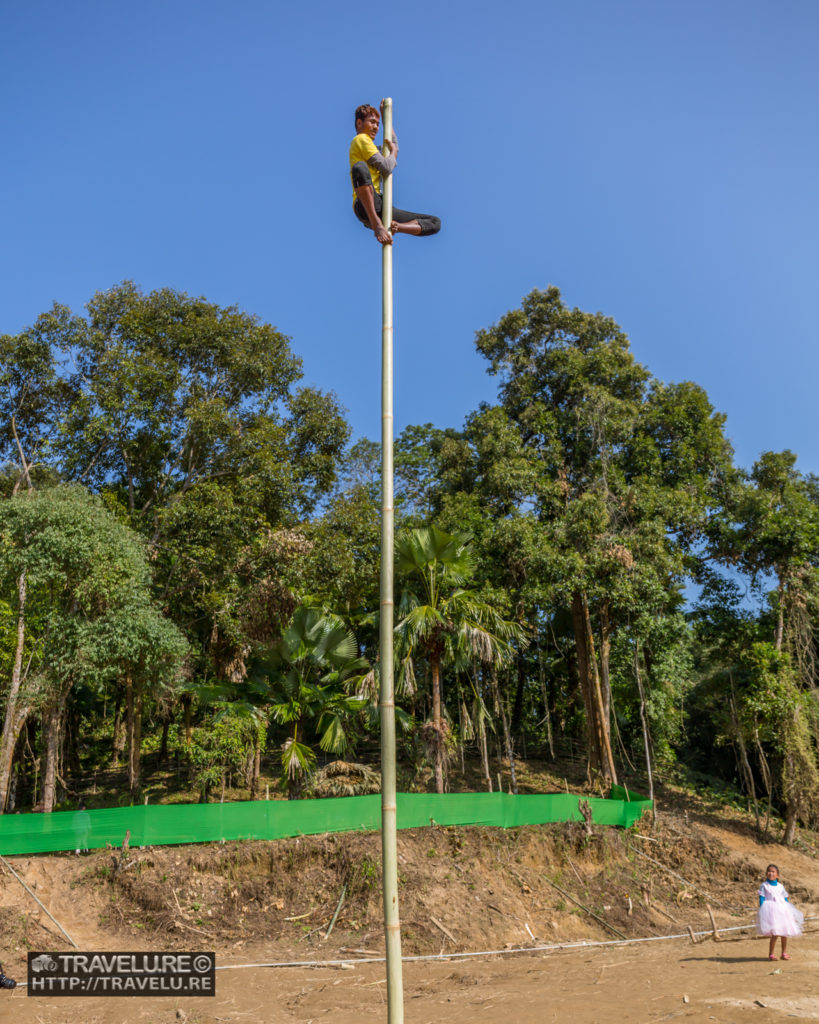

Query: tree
left=250, top=607, right=368, bottom=798
left=0, top=322, right=70, bottom=493
left=395, top=526, right=525, bottom=793
left=472, top=287, right=733, bottom=785
left=0, top=486, right=186, bottom=811
left=704, top=452, right=819, bottom=843
left=15, top=283, right=350, bottom=683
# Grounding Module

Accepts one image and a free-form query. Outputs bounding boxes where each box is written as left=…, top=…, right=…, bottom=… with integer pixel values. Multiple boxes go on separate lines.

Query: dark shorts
left=351, top=161, right=440, bottom=237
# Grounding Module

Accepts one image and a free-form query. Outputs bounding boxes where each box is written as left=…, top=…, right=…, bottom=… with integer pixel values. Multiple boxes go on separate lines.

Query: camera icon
left=30, top=954, right=59, bottom=973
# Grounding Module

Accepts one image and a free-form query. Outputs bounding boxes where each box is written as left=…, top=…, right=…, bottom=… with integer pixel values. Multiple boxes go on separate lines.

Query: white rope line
left=11, top=916, right=818, bottom=987
left=213, top=915, right=819, bottom=971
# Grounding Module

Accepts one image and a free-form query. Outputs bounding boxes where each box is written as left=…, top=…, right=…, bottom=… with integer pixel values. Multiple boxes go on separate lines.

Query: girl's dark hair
left=766, top=863, right=780, bottom=875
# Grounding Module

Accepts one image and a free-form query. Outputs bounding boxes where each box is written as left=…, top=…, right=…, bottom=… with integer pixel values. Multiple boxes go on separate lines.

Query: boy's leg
left=390, top=204, right=441, bottom=237
left=351, top=162, right=392, bottom=245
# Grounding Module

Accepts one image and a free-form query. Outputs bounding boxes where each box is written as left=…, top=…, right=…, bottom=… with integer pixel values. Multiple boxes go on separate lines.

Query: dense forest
left=1, top=282, right=817, bottom=844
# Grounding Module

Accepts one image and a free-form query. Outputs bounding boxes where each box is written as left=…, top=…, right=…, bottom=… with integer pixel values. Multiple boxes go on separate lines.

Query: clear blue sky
left=3, top=0, right=817, bottom=474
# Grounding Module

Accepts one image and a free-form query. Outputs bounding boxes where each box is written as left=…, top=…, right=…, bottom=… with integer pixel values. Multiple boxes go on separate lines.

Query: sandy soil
left=2, top=811, right=819, bottom=1024
left=5, top=929, right=819, bottom=1024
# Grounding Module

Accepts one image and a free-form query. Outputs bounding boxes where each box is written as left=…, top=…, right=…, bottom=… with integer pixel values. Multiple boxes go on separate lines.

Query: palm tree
left=395, top=527, right=526, bottom=794
left=251, top=606, right=369, bottom=798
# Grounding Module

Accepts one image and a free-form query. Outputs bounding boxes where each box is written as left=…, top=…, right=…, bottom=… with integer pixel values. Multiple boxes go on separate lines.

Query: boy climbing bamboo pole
left=349, top=100, right=441, bottom=244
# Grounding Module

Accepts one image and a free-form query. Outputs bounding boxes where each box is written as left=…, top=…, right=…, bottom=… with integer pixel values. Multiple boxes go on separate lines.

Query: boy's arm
left=367, top=139, right=397, bottom=175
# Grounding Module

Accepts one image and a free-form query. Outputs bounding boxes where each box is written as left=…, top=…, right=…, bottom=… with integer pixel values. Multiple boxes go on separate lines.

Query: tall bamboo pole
left=378, top=96, right=404, bottom=1024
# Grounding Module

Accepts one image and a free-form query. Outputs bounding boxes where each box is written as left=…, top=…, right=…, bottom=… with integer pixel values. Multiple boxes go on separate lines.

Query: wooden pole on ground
left=0, top=853, right=78, bottom=947
left=378, top=96, right=404, bottom=1024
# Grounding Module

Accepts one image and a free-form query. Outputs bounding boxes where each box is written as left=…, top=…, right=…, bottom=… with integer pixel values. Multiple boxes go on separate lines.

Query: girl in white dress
left=756, top=863, right=803, bottom=960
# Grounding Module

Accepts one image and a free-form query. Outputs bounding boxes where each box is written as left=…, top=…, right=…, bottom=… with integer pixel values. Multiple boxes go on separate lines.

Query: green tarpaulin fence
left=0, top=789, right=650, bottom=856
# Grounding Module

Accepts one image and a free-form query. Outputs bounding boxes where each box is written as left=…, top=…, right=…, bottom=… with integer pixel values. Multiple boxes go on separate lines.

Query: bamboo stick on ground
left=628, top=846, right=737, bottom=911
left=430, top=916, right=457, bottom=944
left=542, top=876, right=627, bottom=940
left=706, top=903, right=721, bottom=941
left=324, top=884, right=347, bottom=940
left=0, top=853, right=77, bottom=947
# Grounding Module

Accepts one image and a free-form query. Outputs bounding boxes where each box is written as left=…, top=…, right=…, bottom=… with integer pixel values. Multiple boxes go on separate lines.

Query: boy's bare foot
left=375, top=226, right=393, bottom=245
left=391, top=220, right=422, bottom=236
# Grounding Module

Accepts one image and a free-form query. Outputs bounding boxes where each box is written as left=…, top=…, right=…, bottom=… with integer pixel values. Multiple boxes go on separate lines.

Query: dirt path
left=5, top=929, right=819, bottom=1024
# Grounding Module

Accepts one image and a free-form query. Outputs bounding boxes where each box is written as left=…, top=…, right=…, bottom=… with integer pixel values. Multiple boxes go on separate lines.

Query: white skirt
left=756, top=900, right=804, bottom=937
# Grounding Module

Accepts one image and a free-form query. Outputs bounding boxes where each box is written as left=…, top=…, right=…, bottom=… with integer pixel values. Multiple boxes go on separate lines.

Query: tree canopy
left=1, top=283, right=817, bottom=845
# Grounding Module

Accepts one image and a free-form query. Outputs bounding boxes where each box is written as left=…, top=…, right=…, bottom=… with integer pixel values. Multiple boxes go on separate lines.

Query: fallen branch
left=285, top=908, right=317, bottom=921
left=628, top=846, right=736, bottom=911
left=649, top=903, right=679, bottom=925
left=565, top=856, right=585, bottom=886
left=487, top=902, right=513, bottom=918
left=430, top=915, right=457, bottom=944
left=173, top=920, right=216, bottom=938
left=542, top=876, right=627, bottom=940
left=171, top=888, right=189, bottom=919
left=0, top=853, right=78, bottom=948
left=324, top=884, right=346, bottom=940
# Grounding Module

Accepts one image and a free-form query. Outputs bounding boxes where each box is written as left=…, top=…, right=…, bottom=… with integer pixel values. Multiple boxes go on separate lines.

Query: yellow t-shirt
left=349, top=133, right=381, bottom=203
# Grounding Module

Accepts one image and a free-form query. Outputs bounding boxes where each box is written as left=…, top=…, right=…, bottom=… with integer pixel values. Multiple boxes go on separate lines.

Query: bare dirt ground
left=2, top=799, right=819, bottom=1023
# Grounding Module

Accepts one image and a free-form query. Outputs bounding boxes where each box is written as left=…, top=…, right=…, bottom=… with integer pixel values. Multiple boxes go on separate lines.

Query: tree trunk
left=783, top=748, right=798, bottom=845
left=774, top=575, right=785, bottom=652
left=430, top=651, right=444, bottom=794
left=7, top=764, right=17, bottom=812
left=491, top=668, right=518, bottom=794
left=479, top=719, right=492, bottom=792
left=158, top=712, right=171, bottom=763
left=633, top=644, right=656, bottom=824
left=753, top=725, right=774, bottom=834
left=111, top=680, right=125, bottom=768
left=510, top=649, right=526, bottom=736
left=571, top=591, right=618, bottom=786
left=66, top=704, right=82, bottom=775
left=537, top=644, right=555, bottom=760
left=0, top=571, right=28, bottom=813
left=250, top=733, right=261, bottom=800
left=571, top=594, right=597, bottom=777
left=182, top=693, right=193, bottom=746
left=287, top=722, right=305, bottom=800
left=42, top=706, right=61, bottom=813
left=584, top=593, right=617, bottom=785
left=125, top=673, right=143, bottom=798
left=599, top=601, right=612, bottom=727
left=729, top=687, right=759, bottom=829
